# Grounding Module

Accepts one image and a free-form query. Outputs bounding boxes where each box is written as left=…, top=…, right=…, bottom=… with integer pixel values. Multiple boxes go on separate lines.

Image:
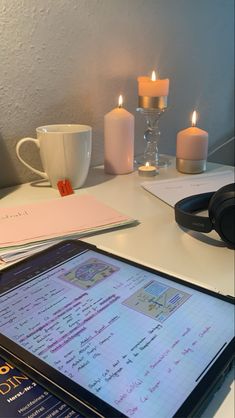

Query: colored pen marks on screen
left=60, top=258, right=120, bottom=289
left=123, top=280, right=191, bottom=323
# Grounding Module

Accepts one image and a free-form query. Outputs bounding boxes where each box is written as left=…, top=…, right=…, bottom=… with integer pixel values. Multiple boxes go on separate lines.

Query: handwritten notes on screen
left=0, top=251, right=234, bottom=418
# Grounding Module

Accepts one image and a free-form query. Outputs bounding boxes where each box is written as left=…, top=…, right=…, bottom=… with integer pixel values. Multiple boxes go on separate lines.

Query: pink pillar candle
left=176, top=111, right=208, bottom=174
left=104, top=95, right=134, bottom=174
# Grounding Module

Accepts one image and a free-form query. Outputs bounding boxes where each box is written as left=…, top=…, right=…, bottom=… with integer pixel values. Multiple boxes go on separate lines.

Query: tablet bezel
left=0, top=240, right=234, bottom=418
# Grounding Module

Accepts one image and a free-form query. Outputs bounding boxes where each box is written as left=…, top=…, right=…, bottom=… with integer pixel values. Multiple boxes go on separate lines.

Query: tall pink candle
left=176, top=111, right=208, bottom=174
left=104, top=95, right=134, bottom=174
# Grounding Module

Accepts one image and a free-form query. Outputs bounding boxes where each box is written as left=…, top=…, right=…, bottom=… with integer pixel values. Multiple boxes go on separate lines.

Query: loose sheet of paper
left=141, top=169, right=234, bottom=207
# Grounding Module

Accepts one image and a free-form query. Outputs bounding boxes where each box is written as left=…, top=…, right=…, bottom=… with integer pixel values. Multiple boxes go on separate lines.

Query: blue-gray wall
left=0, top=0, right=234, bottom=187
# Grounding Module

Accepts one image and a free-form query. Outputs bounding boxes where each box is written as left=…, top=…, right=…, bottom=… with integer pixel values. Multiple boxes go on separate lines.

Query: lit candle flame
left=192, top=110, right=197, bottom=127
left=151, top=70, right=157, bottom=81
left=145, top=162, right=150, bottom=167
left=118, top=95, right=123, bottom=108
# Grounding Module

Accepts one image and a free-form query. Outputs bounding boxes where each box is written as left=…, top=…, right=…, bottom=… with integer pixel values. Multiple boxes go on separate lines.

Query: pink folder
left=0, top=194, right=135, bottom=246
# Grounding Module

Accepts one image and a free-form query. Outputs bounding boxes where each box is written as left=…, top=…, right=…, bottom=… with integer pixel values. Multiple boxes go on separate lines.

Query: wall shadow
left=0, top=134, right=20, bottom=193
left=0, top=184, right=21, bottom=199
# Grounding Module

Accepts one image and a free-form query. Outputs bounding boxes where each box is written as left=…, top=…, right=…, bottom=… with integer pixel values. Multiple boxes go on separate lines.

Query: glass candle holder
left=136, top=96, right=170, bottom=170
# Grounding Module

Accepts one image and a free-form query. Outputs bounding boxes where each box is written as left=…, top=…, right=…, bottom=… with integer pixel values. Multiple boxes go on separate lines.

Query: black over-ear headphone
left=174, top=183, right=235, bottom=249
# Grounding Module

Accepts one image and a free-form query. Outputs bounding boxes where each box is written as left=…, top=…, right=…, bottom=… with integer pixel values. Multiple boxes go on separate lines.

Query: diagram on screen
left=60, top=258, right=120, bottom=289
left=123, top=280, right=191, bottom=322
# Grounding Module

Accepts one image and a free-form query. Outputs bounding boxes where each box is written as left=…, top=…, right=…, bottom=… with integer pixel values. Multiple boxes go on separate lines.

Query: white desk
left=0, top=158, right=234, bottom=417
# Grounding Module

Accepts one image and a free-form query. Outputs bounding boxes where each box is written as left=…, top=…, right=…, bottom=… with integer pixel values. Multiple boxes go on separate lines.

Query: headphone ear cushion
left=209, top=183, right=235, bottom=248
left=208, top=183, right=235, bottom=213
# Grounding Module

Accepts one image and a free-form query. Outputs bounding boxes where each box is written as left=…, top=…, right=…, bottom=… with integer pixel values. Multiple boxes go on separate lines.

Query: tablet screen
left=0, top=241, right=234, bottom=417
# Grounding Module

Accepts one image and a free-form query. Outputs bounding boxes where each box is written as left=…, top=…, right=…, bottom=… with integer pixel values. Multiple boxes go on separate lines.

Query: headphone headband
left=175, top=192, right=214, bottom=233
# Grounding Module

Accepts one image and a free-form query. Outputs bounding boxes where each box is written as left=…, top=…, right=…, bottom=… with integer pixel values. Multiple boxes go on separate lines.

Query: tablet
left=0, top=240, right=234, bottom=418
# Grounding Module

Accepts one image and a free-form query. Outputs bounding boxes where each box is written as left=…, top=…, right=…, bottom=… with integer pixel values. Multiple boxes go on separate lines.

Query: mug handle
left=16, top=138, right=48, bottom=180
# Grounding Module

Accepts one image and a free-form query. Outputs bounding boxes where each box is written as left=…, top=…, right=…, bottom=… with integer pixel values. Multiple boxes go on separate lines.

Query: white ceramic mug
left=16, top=124, right=92, bottom=189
